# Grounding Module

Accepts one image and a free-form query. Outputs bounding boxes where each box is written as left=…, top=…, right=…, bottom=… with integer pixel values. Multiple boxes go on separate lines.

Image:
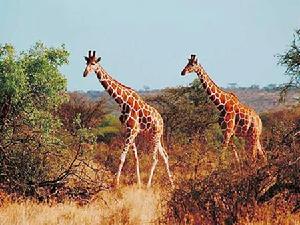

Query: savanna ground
left=0, top=41, right=300, bottom=225
left=0, top=102, right=299, bottom=225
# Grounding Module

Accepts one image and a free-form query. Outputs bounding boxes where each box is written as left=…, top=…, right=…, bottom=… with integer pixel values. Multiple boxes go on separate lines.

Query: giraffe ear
left=96, top=57, right=101, bottom=62
left=84, top=56, right=89, bottom=62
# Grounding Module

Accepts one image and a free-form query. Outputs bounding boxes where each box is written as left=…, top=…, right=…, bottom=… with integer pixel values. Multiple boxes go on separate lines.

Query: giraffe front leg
left=219, top=127, right=234, bottom=165
left=229, top=138, right=240, bottom=164
left=132, top=142, right=141, bottom=188
left=116, top=129, right=138, bottom=187
left=116, top=144, right=130, bottom=187
left=147, top=144, right=158, bottom=188
left=221, top=128, right=234, bottom=150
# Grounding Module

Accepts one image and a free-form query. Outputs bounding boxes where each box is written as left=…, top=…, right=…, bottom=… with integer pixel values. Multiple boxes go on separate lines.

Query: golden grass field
left=0, top=186, right=166, bottom=225
left=1, top=185, right=300, bottom=225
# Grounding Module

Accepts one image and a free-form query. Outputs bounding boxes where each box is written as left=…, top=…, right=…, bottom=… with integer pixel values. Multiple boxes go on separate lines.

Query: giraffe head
left=83, top=50, right=101, bottom=77
left=181, top=54, right=198, bottom=76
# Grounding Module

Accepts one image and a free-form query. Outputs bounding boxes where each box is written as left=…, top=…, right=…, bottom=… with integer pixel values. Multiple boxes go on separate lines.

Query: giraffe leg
left=157, top=141, right=174, bottom=189
left=116, top=129, right=138, bottom=187
left=249, top=133, right=261, bottom=163
left=252, top=141, right=257, bottom=162
left=246, top=134, right=260, bottom=166
left=229, top=138, right=240, bottom=164
left=132, top=143, right=141, bottom=187
left=244, top=137, right=254, bottom=167
left=256, top=139, right=267, bottom=164
left=147, top=145, right=158, bottom=188
left=222, top=129, right=234, bottom=150
left=220, top=128, right=235, bottom=163
left=255, top=116, right=267, bottom=163
left=116, top=145, right=130, bottom=187
left=244, top=135, right=254, bottom=161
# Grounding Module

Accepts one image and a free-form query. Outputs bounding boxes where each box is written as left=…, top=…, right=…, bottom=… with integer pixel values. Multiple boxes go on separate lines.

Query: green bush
left=0, top=42, right=69, bottom=196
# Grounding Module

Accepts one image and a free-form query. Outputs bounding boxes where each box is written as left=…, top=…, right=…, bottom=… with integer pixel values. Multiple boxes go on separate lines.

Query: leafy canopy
left=0, top=42, right=68, bottom=136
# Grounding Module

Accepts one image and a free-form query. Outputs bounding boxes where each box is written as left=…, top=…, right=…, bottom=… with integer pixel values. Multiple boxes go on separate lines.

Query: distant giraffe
left=83, top=51, right=174, bottom=188
left=181, top=54, right=267, bottom=163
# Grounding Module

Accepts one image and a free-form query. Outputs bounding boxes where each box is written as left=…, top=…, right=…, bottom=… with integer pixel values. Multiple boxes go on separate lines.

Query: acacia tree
left=278, top=29, right=300, bottom=101
left=0, top=42, right=69, bottom=195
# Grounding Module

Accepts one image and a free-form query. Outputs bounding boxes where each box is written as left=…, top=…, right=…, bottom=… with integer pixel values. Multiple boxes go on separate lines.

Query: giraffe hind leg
left=248, top=133, right=266, bottom=164
left=257, top=140, right=267, bottom=163
left=147, top=144, right=158, bottom=188
left=157, top=141, right=174, bottom=189
left=222, top=127, right=234, bottom=150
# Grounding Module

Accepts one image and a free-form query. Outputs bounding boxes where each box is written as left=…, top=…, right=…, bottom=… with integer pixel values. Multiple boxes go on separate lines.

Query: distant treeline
left=78, top=82, right=298, bottom=101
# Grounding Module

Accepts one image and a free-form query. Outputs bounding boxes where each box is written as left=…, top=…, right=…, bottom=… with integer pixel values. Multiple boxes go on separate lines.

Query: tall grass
left=1, top=185, right=299, bottom=225
left=0, top=186, right=167, bottom=225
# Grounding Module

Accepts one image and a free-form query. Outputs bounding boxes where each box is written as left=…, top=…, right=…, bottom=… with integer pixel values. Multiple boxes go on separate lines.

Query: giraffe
left=181, top=54, right=267, bottom=163
left=83, top=51, right=174, bottom=188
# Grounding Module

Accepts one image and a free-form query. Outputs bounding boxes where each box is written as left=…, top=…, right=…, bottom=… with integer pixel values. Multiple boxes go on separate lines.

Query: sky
left=1, top=0, right=300, bottom=91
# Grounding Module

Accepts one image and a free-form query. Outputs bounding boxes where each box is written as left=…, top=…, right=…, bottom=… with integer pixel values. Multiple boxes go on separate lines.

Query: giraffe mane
left=229, top=92, right=239, bottom=100
left=112, top=78, right=134, bottom=91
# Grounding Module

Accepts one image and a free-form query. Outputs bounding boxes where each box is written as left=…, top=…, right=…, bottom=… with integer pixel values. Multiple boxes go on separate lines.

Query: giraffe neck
left=194, top=65, right=229, bottom=111
left=95, top=66, right=133, bottom=106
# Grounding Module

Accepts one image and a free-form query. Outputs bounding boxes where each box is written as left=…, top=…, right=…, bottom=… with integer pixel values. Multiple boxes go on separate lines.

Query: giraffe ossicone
left=83, top=50, right=174, bottom=188
left=181, top=54, right=267, bottom=163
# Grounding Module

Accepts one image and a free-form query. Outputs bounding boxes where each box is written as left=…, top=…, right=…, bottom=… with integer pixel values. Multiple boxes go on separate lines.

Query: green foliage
left=95, top=114, right=122, bottom=142
left=0, top=42, right=68, bottom=117
left=0, top=42, right=69, bottom=195
left=278, top=29, right=300, bottom=101
left=0, top=42, right=68, bottom=133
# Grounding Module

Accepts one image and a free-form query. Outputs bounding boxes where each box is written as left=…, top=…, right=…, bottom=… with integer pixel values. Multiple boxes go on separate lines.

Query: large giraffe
left=83, top=51, right=174, bottom=188
left=181, top=54, right=267, bottom=163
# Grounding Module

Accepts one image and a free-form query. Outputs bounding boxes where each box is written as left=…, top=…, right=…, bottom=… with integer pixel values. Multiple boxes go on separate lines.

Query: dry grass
left=0, top=186, right=167, bottom=225
left=2, top=190, right=298, bottom=225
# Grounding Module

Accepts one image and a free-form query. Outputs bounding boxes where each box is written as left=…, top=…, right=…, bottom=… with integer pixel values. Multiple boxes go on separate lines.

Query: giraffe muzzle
left=181, top=70, right=186, bottom=76
left=83, top=69, right=88, bottom=77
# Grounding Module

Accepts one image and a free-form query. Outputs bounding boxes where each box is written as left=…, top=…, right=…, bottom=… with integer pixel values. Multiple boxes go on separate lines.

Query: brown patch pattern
left=181, top=55, right=266, bottom=162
